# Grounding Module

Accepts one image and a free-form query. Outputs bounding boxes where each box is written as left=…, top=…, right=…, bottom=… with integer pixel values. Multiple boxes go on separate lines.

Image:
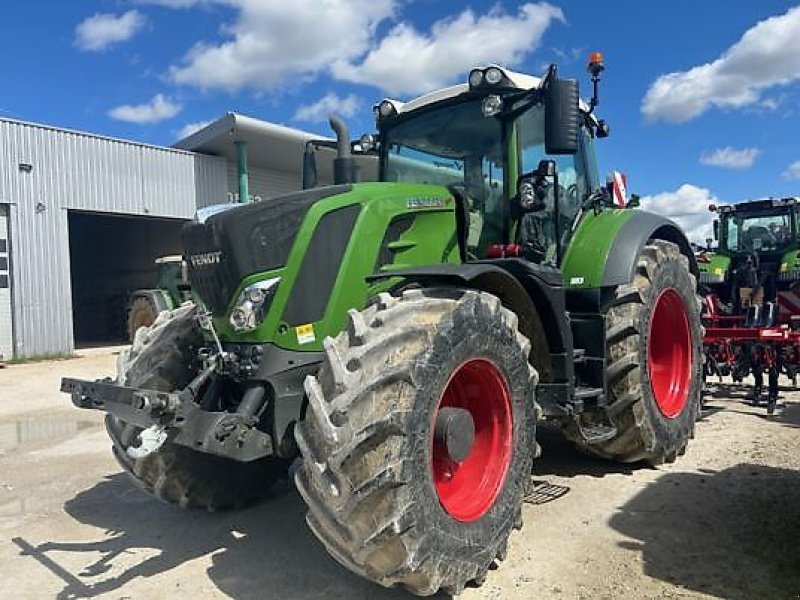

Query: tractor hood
left=182, top=185, right=351, bottom=313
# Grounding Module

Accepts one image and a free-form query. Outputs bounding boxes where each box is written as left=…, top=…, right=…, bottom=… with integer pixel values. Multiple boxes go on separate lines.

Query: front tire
left=570, top=240, right=702, bottom=464
left=295, top=289, right=538, bottom=595
left=110, top=304, right=287, bottom=511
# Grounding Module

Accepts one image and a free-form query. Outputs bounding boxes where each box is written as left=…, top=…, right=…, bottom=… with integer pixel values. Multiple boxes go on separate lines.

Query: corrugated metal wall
left=0, top=118, right=227, bottom=357
left=225, top=163, right=307, bottom=201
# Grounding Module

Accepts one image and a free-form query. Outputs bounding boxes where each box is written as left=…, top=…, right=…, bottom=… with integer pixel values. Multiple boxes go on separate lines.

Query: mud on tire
left=295, top=288, right=538, bottom=596
left=108, top=304, right=287, bottom=511
left=568, top=240, right=703, bottom=465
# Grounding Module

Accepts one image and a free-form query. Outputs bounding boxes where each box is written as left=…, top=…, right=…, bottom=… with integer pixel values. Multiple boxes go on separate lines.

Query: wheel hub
left=434, top=406, right=475, bottom=463
left=431, top=358, right=513, bottom=522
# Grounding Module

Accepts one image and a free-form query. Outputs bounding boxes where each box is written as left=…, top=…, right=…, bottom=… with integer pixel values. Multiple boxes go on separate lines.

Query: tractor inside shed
left=68, top=211, right=184, bottom=347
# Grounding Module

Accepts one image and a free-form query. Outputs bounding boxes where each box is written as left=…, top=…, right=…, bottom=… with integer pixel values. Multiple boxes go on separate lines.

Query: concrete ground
left=0, top=351, right=798, bottom=599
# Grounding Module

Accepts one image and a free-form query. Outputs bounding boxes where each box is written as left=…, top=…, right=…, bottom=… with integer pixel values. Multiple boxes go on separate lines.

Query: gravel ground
left=0, top=351, right=798, bottom=599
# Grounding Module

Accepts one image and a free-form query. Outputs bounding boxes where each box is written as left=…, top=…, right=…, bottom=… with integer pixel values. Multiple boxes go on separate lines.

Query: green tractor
left=62, top=55, right=702, bottom=595
left=126, top=255, right=192, bottom=342
left=700, top=197, right=800, bottom=308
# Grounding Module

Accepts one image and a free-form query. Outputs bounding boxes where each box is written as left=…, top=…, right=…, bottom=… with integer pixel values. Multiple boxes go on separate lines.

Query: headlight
left=468, top=68, right=485, bottom=88
left=378, top=100, right=396, bottom=118
left=484, top=67, right=504, bottom=85
left=246, top=287, right=266, bottom=304
left=229, top=277, right=281, bottom=333
left=481, top=94, right=503, bottom=117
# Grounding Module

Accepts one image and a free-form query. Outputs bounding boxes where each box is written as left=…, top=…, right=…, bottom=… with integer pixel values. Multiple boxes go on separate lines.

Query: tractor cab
left=706, top=198, right=800, bottom=309
left=374, top=62, right=605, bottom=266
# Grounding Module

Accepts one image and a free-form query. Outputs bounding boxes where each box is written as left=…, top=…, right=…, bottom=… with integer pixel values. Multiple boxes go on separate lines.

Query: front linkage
left=61, top=303, right=317, bottom=463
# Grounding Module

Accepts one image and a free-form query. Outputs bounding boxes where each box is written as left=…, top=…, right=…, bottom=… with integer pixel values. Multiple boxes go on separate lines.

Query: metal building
left=0, top=112, right=340, bottom=359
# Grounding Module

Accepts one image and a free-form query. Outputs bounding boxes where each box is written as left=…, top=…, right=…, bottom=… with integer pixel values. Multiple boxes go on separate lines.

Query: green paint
left=697, top=253, right=730, bottom=278
left=561, top=208, right=635, bottom=288
left=236, top=140, right=249, bottom=204
left=780, top=248, right=800, bottom=273
left=213, top=182, right=459, bottom=352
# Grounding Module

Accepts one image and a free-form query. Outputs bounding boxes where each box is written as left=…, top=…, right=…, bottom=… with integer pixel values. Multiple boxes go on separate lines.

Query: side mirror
left=517, top=160, right=556, bottom=212
left=713, top=220, right=719, bottom=241
left=545, top=77, right=579, bottom=155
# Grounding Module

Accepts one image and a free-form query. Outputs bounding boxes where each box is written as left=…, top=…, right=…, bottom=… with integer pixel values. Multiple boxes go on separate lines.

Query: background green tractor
left=701, top=197, right=800, bottom=310
left=125, top=255, right=192, bottom=342
left=63, top=54, right=702, bottom=595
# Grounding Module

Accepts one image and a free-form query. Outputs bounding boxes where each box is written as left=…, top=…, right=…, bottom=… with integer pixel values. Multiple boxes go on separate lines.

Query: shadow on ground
left=533, top=424, right=636, bottom=478
left=609, top=463, right=800, bottom=599
left=11, top=426, right=646, bottom=599
left=704, top=383, right=800, bottom=429
left=13, top=474, right=428, bottom=600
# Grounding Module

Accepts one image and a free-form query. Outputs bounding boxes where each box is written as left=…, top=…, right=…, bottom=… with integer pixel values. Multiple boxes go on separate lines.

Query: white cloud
left=176, top=120, right=212, bottom=139
left=169, top=0, right=397, bottom=90
left=75, top=10, right=146, bottom=52
left=642, top=6, right=800, bottom=123
left=640, top=184, right=719, bottom=243
left=783, top=160, right=800, bottom=180
left=108, top=94, right=182, bottom=124
left=166, top=1, right=563, bottom=97
left=332, top=3, right=565, bottom=96
left=699, top=146, right=760, bottom=169
left=293, top=93, right=361, bottom=123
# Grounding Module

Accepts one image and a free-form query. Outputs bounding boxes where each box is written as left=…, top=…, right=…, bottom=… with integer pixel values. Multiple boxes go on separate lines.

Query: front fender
left=367, top=261, right=571, bottom=383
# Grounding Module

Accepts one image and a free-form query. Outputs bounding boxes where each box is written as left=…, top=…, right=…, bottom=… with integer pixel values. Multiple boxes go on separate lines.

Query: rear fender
left=603, top=212, right=699, bottom=287
left=563, top=210, right=698, bottom=290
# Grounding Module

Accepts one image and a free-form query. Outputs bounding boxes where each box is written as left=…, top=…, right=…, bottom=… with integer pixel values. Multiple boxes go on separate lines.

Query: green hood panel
left=214, top=182, right=460, bottom=351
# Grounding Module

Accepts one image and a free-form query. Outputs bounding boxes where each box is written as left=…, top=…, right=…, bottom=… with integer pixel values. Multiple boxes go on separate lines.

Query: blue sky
left=2, top=1, right=800, bottom=240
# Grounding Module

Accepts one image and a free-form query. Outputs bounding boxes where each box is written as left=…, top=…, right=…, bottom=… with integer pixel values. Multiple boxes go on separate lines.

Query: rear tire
left=568, top=240, right=702, bottom=465
left=110, top=304, right=287, bottom=511
left=295, top=289, right=538, bottom=595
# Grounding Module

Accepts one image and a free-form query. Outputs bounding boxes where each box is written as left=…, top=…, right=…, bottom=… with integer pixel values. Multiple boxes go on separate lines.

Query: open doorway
left=68, top=211, right=185, bottom=347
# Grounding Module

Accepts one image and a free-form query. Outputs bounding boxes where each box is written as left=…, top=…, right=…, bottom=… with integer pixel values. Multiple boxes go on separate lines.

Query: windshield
left=382, top=99, right=505, bottom=254
left=723, top=210, right=794, bottom=252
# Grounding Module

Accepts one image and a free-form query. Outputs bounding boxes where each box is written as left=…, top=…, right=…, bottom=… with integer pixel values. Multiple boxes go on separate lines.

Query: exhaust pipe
left=329, top=114, right=356, bottom=185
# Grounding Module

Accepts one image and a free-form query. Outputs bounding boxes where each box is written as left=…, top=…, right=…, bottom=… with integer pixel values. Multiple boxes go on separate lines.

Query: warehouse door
left=68, top=211, right=185, bottom=347
left=0, top=205, right=11, bottom=360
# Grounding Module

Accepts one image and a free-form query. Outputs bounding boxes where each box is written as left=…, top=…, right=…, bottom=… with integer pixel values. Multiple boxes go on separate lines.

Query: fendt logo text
left=190, top=252, right=222, bottom=267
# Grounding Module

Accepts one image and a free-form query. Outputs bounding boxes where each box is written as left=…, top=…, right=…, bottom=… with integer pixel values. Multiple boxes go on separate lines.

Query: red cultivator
left=699, top=197, right=800, bottom=414
left=703, top=293, right=800, bottom=413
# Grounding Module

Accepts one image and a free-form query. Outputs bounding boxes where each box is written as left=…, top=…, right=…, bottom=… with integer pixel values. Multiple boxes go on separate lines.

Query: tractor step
left=574, top=386, right=604, bottom=408
left=537, top=384, right=605, bottom=417
left=571, top=415, right=617, bottom=444
left=572, top=348, right=586, bottom=364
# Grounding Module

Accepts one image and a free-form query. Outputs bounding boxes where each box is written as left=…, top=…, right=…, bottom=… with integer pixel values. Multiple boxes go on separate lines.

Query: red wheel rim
left=432, top=359, right=513, bottom=522
left=648, top=288, right=692, bottom=418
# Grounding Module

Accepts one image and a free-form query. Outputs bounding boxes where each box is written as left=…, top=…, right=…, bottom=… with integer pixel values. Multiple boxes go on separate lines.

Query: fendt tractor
left=700, top=197, right=800, bottom=412
left=62, top=54, right=702, bottom=595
